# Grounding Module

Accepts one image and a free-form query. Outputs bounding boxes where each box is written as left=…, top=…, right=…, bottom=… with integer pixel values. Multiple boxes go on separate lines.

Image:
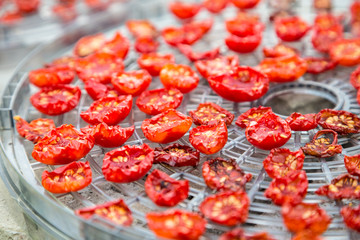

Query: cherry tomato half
left=316, top=109, right=360, bottom=135
left=350, top=66, right=360, bottom=90
left=286, top=112, right=318, bottom=131
left=263, top=43, right=298, bottom=58
left=189, top=102, right=234, bottom=126
left=314, top=13, right=341, bottom=31
left=316, top=174, right=360, bottom=200
left=134, top=37, right=159, bottom=54
left=225, top=33, right=262, bottom=53
left=162, top=25, right=204, bottom=46
left=274, top=16, right=310, bottom=42
left=305, top=57, right=337, bottom=74
left=235, top=106, right=272, bottom=128
left=153, top=143, right=200, bottom=167
left=111, top=70, right=152, bottom=97
left=84, top=81, right=118, bottom=101
left=329, top=39, right=360, bottom=66
left=169, top=1, right=202, bottom=20
left=344, top=154, right=360, bottom=177
left=101, top=32, right=130, bottom=60
left=203, top=0, right=228, bottom=13
left=311, top=25, right=343, bottom=53
left=29, top=67, right=74, bottom=88
left=219, top=228, right=276, bottom=240
left=73, top=33, right=106, bottom=57
left=160, top=64, right=199, bottom=94
left=137, top=53, right=175, bottom=76
left=301, top=129, right=342, bottom=158
left=195, top=55, right=239, bottom=79
left=14, top=0, right=40, bottom=13
left=126, top=19, right=158, bottom=39
left=177, top=44, right=220, bottom=62
left=225, top=17, right=264, bottom=37
left=14, top=116, right=55, bottom=143
left=341, top=204, right=360, bottom=232
left=231, top=0, right=260, bottom=9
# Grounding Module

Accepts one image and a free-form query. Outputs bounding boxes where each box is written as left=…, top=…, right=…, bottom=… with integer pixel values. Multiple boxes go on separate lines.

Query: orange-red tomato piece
left=263, top=43, right=298, bottom=58
left=29, top=67, right=75, bottom=88
left=274, top=16, right=310, bottom=42
left=341, top=204, right=360, bottom=232
left=219, top=228, right=276, bottom=240
left=203, top=0, right=228, bottom=13
left=286, top=112, right=318, bottom=131
left=0, top=10, right=23, bottom=25
left=111, top=70, right=151, bottom=97
left=316, top=173, right=360, bottom=200
left=84, top=81, right=118, bottom=100
left=177, top=44, right=220, bottom=62
left=225, top=33, right=262, bottom=53
left=169, top=1, right=202, bottom=20
left=301, top=129, right=342, bottom=158
left=305, top=57, right=337, bottom=74
left=73, top=33, right=106, bottom=57
left=311, top=25, right=343, bottom=53
left=235, top=106, right=272, bottom=128
left=14, top=0, right=39, bottom=13
left=189, top=102, right=234, bottom=126
left=137, top=53, right=175, bottom=76
left=344, top=154, right=360, bottom=177
left=134, top=37, right=159, bottom=54
left=350, top=65, right=360, bottom=90
left=100, top=32, right=130, bottom=60
left=195, top=55, right=239, bottom=79
left=225, top=18, right=264, bottom=37
left=316, top=109, right=360, bottom=135
left=14, top=116, right=55, bottom=143
left=126, top=19, right=158, bottom=38
left=230, top=0, right=260, bottom=9
left=160, top=64, right=199, bottom=93
left=329, top=39, right=360, bottom=66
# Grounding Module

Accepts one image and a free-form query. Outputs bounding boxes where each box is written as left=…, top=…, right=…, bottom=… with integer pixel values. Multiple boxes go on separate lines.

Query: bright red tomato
left=231, top=0, right=260, bottom=9
left=316, top=109, right=360, bottom=135
left=203, top=0, right=228, bottom=13
left=235, top=106, right=272, bottom=128
left=351, top=66, right=360, bottom=89
left=274, top=16, right=310, bottom=42
left=160, top=64, right=199, bottom=93
left=100, top=32, right=130, bottom=60
left=195, top=55, right=239, bottom=78
left=351, top=1, right=360, bottom=23
left=177, top=44, right=220, bottom=62
left=311, top=25, right=343, bottom=53
left=84, top=81, right=118, bottom=100
left=126, top=19, right=158, bottom=38
left=225, top=33, right=262, bottom=53
left=14, top=116, right=55, bottom=143
left=329, top=39, right=360, bottom=66
left=286, top=112, right=318, bottom=131
left=316, top=174, right=360, bottom=200
left=29, top=67, right=74, bottom=88
left=225, top=18, right=264, bottom=37
left=301, top=129, right=342, bottom=158
left=73, top=33, right=106, bottom=57
left=189, top=102, right=234, bottom=126
left=314, top=13, right=341, bottom=30
left=344, top=154, right=360, bottom=177
left=341, top=205, right=360, bottom=232
left=263, top=43, right=298, bottom=58
left=111, top=70, right=152, bottom=97
left=169, top=1, right=202, bottom=20
left=137, top=53, right=175, bottom=76
left=305, top=57, right=337, bottom=74
left=153, top=143, right=200, bottom=167
left=134, top=37, right=159, bottom=54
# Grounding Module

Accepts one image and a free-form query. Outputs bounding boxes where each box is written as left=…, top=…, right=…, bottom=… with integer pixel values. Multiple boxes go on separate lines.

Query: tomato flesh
left=275, top=16, right=310, bottom=42
left=29, top=67, right=74, bottom=88
left=100, top=32, right=130, bottom=60
left=134, top=37, right=159, bottom=54
left=177, top=44, right=220, bottom=62
left=73, top=33, right=106, bottom=57
left=225, top=33, right=262, bottom=53
left=311, top=25, right=343, bottom=53
left=286, top=112, right=318, bottom=131
left=126, top=19, right=158, bottom=38
left=341, top=204, right=360, bottom=232
left=263, top=43, right=298, bottom=58
left=329, top=39, right=360, bottom=66
left=195, top=55, right=239, bottom=79
left=137, top=53, right=175, bottom=76
left=84, top=81, right=118, bottom=101
left=111, top=70, right=152, bottom=97
left=316, top=109, right=360, bottom=135
left=203, top=0, right=228, bottom=13
left=219, top=228, right=275, bottom=240
left=350, top=66, right=360, bottom=90
left=301, top=129, right=342, bottom=158
left=231, top=0, right=260, bottom=9
left=160, top=64, right=199, bottom=94
left=154, top=143, right=200, bottom=167
left=14, top=116, right=55, bottom=143
left=305, top=57, right=337, bottom=74
left=189, top=102, right=234, bottom=126
left=169, top=1, right=202, bottom=20
left=235, top=106, right=272, bottom=128
left=316, top=173, right=360, bottom=200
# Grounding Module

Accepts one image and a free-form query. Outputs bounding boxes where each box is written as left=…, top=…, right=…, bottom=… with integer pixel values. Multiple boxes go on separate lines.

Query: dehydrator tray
left=1, top=0, right=360, bottom=239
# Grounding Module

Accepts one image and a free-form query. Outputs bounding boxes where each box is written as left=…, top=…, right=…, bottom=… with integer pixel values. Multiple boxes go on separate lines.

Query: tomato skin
left=225, top=18, right=264, bottom=37
left=235, top=106, right=272, bottom=128
left=311, top=25, right=343, bottom=53
left=14, top=116, right=55, bottom=143
left=111, top=70, right=152, bottom=97
left=14, top=0, right=40, bottom=13
left=84, top=81, right=118, bottom=100
left=80, top=95, right=132, bottom=126
left=189, top=121, right=228, bottom=155
left=351, top=66, right=360, bottom=90
left=160, top=64, right=199, bottom=94
left=177, top=44, right=220, bottom=62
left=316, top=174, right=360, bottom=200
left=102, top=144, right=153, bottom=183
left=169, top=1, right=202, bottom=20
left=145, top=169, right=189, bottom=207
left=162, top=25, right=204, bottom=46
left=231, top=0, right=260, bottom=9
left=32, top=124, right=95, bottom=165
left=301, top=129, right=342, bottom=158
left=316, top=109, right=360, bottom=135
left=101, top=32, right=130, bottom=60
left=126, top=19, right=158, bottom=39
left=134, top=37, right=159, bottom=54
left=275, top=16, right=310, bottom=42
left=137, top=53, right=175, bottom=77
left=29, top=67, right=74, bottom=88
left=203, top=0, right=228, bottom=13
left=195, top=55, right=239, bottom=79
left=341, top=205, right=360, bottom=232
left=344, top=154, right=360, bottom=177
left=42, top=161, right=92, bottom=194
left=30, top=85, right=81, bottom=116
left=146, top=209, right=206, bottom=240
left=330, top=39, right=360, bottom=66
left=200, top=191, right=250, bottom=226
left=189, top=102, right=234, bottom=126
left=225, top=33, right=262, bottom=53
left=141, top=109, right=193, bottom=144
left=136, top=88, right=183, bottom=115
left=154, top=143, right=200, bottom=167
left=305, top=57, right=337, bottom=74
left=73, top=33, right=106, bottom=57
left=286, top=112, right=318, bottom=131
left=314, top=13, right=341, bottom=30
left=263, top=43, right=298, bottom=58
left=219, top=228, right=276, bottom=240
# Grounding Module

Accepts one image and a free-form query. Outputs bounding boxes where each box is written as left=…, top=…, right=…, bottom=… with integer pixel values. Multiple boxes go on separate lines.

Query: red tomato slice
left=162, top=27, right=186, bottom=47
left=80, top=96, right=132, bottom=126
left=235, top=106, right=272, bottom=128
left=45, top=56, right=77, bottom=70
left=311, top=25, right=343, bottom=53
left=42, top=161, right=92, bottom=194
left=126, top=19, right=158, bottom=38
left=316, top=109, right=360, bottom=135
left=314, top=13, right=341, bottom=30
left=341, top=205, right=360, bottom=232
left=73, top=33, right=106, bottom=57
left=225, top=33, right=262, bottom=53
left=263, top=43, right=298, bottom=58
left=329, top=39, right=360, bottom=66
left=84, top=0, right=111, bottom=10
left=84, top=81, right=118, bottom=100
left=102, top=144, right=153, bottom=183
left=134, top=37, right=159, bottom=54
left=286, top=112, right=318, bottom=131
left=154, top=143, right=200, bottom=167
left=189, top=121, right=228, bottom=154
left=14, top=0, right=39, bottom=13
left=208, top=66, right=269, bottom=102
left=225, top=18, right=264, bottom=37
left=14, top=116, right=55, bottom=143
left=32, top=124, right=94, bottom=165
left=169, top=1, right=202, bottom=20
left=305, top=57, right=337, bottom=74
left=195, top=55, right=239, bottom=79
left=316, top=173, right=360, bottom=200
left=344, top=154, right=360, bottom=177
left=351, top=66, right=360, bottom=90
left=189, top=102, right=234, bottom=126
left=231, top=0, right=260, bottom=9
left=301, top=129, right=342, bottom=158
left=30, top=84, right=81, bottom=116
left=203, top=0, right=228, bottom=13
left=145, top=169, right=189, bottom=207
left=137, top=53, right=175, bottom=76
left=111, top=70, right=152, bottom=97
left=177, top=44, right=220, bottom=62
left=101, top=32, right=130, bottom=60
left=275, top=16, right=310, bottom=42
left=219, top=228, right=275, bottom=240
left=29, top=67, right=74, bottom=88
left=141, top=109, right=193, bottom=144
left=160, top=64, right=199, bottom=93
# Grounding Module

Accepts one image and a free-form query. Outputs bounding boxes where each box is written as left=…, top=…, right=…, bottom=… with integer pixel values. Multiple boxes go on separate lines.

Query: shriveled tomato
left=73, top=33, right=106, bottom=57
left=202, top=157, right=252, bottom=191
left=84, top=81, right=118, bottom=100
left=42, top=161, right=92, bottom=194
left=246, top=111, right=291, bottom=150
left=177, top=44, right=220, bottom=62
left=282, top=202, right=331, bottom=234
left=195, top=55, right=239, bottom=78
left=100, top=32, right=130, bottom=60
left=263, top=148, right=305, bottom=179
left=256, top=55, right=307, bottom=82
left=14, top=0, right=39, bottom=13
left=351, top=66, right=360, bottom=90
left=146, top=209, right=206, bottom=240
left=136, top=88, right=183, bottom=115
left=286, top=112, right=318, bottom=131
left=316, top=174, right=360, bottom=200
left=305, top=57, right=337, bottom=74
left=274, top=16, right=310, bottom=42
left=102, top=144, right=153, bottom=183
left=301, top=129, right=342, bottom=158
left=29, top=67, right=74, bottom=88
left=219, top=228, right=276, bottom=240
left=189, top=121, right=228, bottom=154
left=231, top=0, right=260, bottom=9
left=329, top=39, right=360, bottom=66
left=169, top=1, right=202, bottom=20
left=76, top=52, right=124, bottom=84
left=263, top=43, right=298, bottom=58
left=30, top=85, right=81, bottom=116
left=141, top=109, right=192, bottom=144
left=316, top=109, right=360, bottom=135
left=76, top=199, right=132, bottom=226
left=14, top=116, right=55, bottom=143
left=111, top=70, right=151, bottom=97
left=81, top=123, right=134, bottom=148
left=225, top=18, right=264, bottom=37
left=0, top=10, right=23, bottom=25
left=137, top=53, right=175, bottom=76
left=32, top=124, right=94, bottom=165
left=225, top=33, right=262, bottom=53
left=203, top=0, right=228, bottom=13
left=145, top=169, right=189, bottom=207
left=162, top=25, right=204, bottom=46
left=341, top=205, right=360, bottom=232
left=134, top=37, right=159, bottom=54
left=189, top=102, right=234, bottom=126
left=344, top=154, right=360, bottom=177
left=160, top=64, right=199, bottom=93
left=80, top=96, right=132, bottom=126
left=311, top=25, right=343, bottom=53
left=153, top=143, right=200, bottom=167
left=200, top=191, right=249, bottom=226
left=126, top=19, right=158, bottom=38
left=235, top=106, right=272, bottom=128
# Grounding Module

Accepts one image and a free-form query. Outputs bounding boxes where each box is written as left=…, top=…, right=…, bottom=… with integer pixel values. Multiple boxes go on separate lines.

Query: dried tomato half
left=219, top=228, right=276, bottom=240
left=73, top=33, right=106, bottom=57
left=203, top=0, right=228, bottom=13
left=285, top=112, right=318, bottom=131
left=263, top=43, right=298, bottom=58
left=126, top=19, right=158, bottom=39
left=14, top=116, right=55, bottom=143
left=305, top=57, right=337, bottom=74
left=46, top=56, right=77, bottom=70
left=137, top=53, right=175, bottom=76
left=80, top=96, right=132, bottom=126
left=29, top=67, right=74, bottom=88
left=207, top=66, right=269, bottom=102
left=177, top=44, right=220, bottom=62
left=311, top=25, right=343, bottom=53
left=153, top=143, right=200, bottom=167
left=225, top=17, right=264, bottom=37
left=341, top=204, right=360, bottom=232
left=32, top=124, right=94, bottom=165
left=263, top=148, right=305, bottom=179
left=141, top=109, right=192, bottom=144
left=189, top=121, right=228, bottom=155
left=231, top=0, right=260, bottom=9
left=146, top=209, right=206, bottom=240
left=301, top=129, right=342, bottom=158
left=100, top=32, right=130, bottom=60
left=202, top=157, right=252, bottom=191
left=274, top=16, right=310, bottom=42
left=169, top=1, right=202, bottom=20
left=162, top=25, right=204, bottom=46
left=111, top=70, right=152, bottom=97
left=200, top=191, right=250, bottom=226
left=84, top=81, right=118, bottom=101
left=102, top=144, right=153, bottom=183
left=316, top=109, right=360, bottom=135
left=14, top=0, right=40, bottom=13
left=134, top=37, right=159, bottom=54
left=41, top=161, right=92, bottom=194
left=195, top=55, right=239, bottom=79
left=30, top=85, right=81, bottom=116
left=351, top=66, right=360, bottom=90
left=145, top=169, right=189, bottom=207
left=329, top=39, right=360, bottom=66
left=160, top=64, right=199, bottom=94
left=316, top=174, right=360, bottom=200
left=76, top=199, right=132, bottom=226
left=225, top=33, right=262, bottom=53
left=344, top=154, right=360, bottom=177
left=235, top=106, right=272, bottom=128
left=314, top=13, right=340, bottom=30
left=189, top=102, right=234, bottom=126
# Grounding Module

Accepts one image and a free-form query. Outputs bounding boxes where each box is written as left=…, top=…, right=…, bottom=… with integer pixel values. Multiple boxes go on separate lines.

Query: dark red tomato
left=246, top=111, right=291, bottom=150
left=292, top=231, right=323, bottom=240
left=100, top=32, right=130, bottom=60
left=189, top=121, right=228, bottom=155
left=76, top=52, right=124, bottom=84
left=311, top=25, right=343, bottom=53
left=219, top=228, right=276, bottom=240
left=80, top=96, right=132, bottom=126
left=41, top=161, right=92, bottom=194
left=0, top=10, right=23, bottom=25
left=102, top=144, right=153, bottom=183
left=134, top=37, right=159, bottom=54
left=153, top=143, right=200, bottom=167
left=301, top=129, right=342, bottom=158
left=265, top=170, right=308, bottom=206
left=32, top=124, right=94, bottom=165
left=137, top=53, right=175, bottom=76
left=202, top=157, right=252, bottom=191
left=351, top=1, right=360, bottom=23
left=286, top=112, right=318, bottom=131
left=14, top=0, right=39, bottom=13
left=195, top=55, right=239, bottom=78
left=177, top=44, right=220, bottom=62
left=351, top=66, right=360, bottom=89
left=200, top=191, right=249, bottom=226
left=316, top=109, right=360, bottom=135
left=225, top=33, right=262, bottom=53
left=189, top=102, right=234, bottom=126
left=344, top=154, right=360, bottom=177
left=208, top=66, right=269, bottom=102
left=160, top=64, right=199, bottom=93
left=145, top=169, right=189, bottom=207
left=169, top=1, right=202, bottom=20
left=30, top=85, right=81, bottom=116
left=141, top=109, right=192, bottom=144
left=81, top=123, right=134, bottom=148
left=146, top=209, right=206, bottom=240
left=136, top=88, right=183, bottom=115
left=225, top=18, right=264, bottom=37
left=126, top=19, right=158, bottom=39
left=29, top=67, right=74, bottom=88
left=84, top=81, right=118, bottom=100
left=235, top=106, right=272, bottom=128
left=263, top=148, right=305, bottom=179
left=76, top=199, right=132, bottom=226
left=14, top=116, right=55, bottom=143
left=73, top=33, right=106, bottom=57
left=329, top=39, right=360, bottom=66
left=263, top=43, right=298, bottom=58
left=316, top=174, right=360, bottom=200
left=257, top=55, right=307, bottom=82
left=203, top=0, right=228, bottom=13
left=46, top=56, right=77, bottom=70
left=341, top=205, right=360, bottom=232
left=275, top=16, right=310, bottom=42
left=231, top=0, right=260, bottom=9
left=314, top=13, right=341, bottom=30
left=282, top=202, right=331, bottom=234
left=305, top=57, right=337, bottom=74
left=111, top=70, right=152, bottom=97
